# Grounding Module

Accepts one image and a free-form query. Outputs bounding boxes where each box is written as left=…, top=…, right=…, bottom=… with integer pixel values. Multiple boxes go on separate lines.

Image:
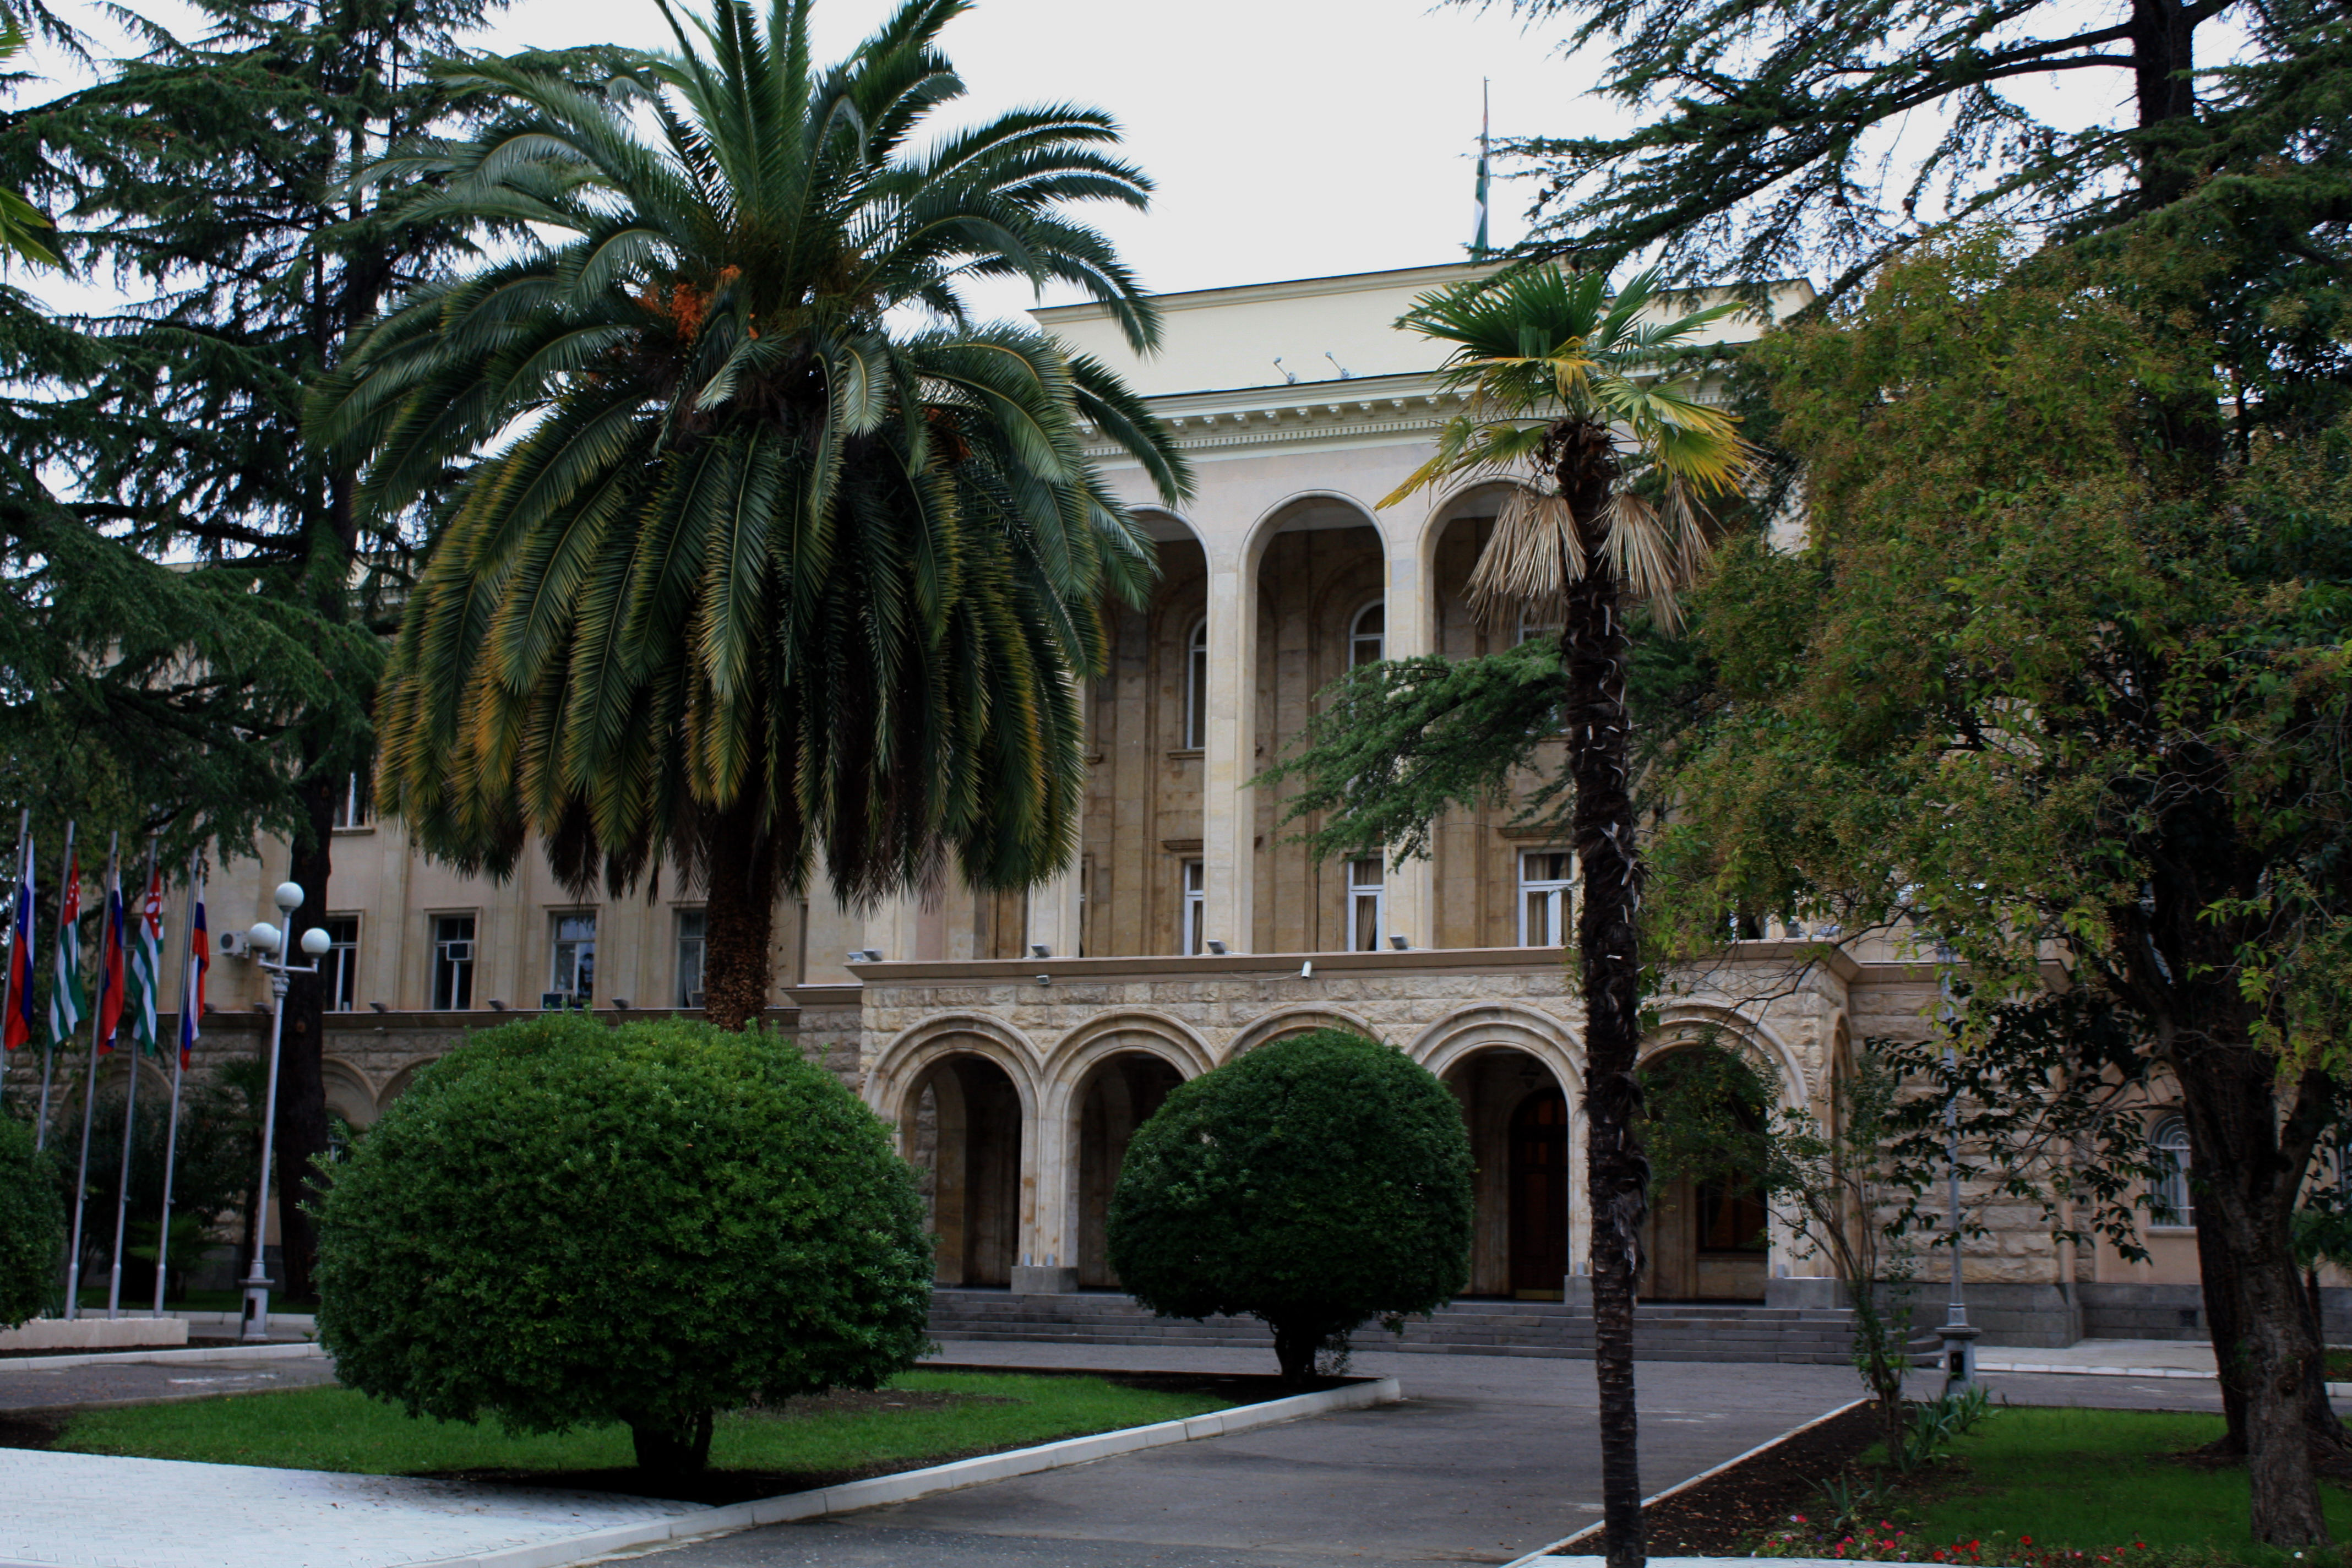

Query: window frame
left=322, top=914, right=360, bottom=1011
left=675, top=907, right=707, bottom=1009
left=330, top=769, right=373, bottom=830
left=1349, top=600, right=1385, bottom=669
left=2150, top=1113, right=2193, bottom=1227
left=429, top=913, right=477, bottom=1012
left=1183, top=617, right=1209, bottom=750
left=1518, top=849, right=1577, bottom=948
left=1345, top=856, right=1386, bottom=952
left=1180, top=859, right=1206, bottom=956
left=549, top=910, right=597, bottom=1003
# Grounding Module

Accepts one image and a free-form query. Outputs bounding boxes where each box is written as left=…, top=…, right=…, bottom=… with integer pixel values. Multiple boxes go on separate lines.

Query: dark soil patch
left=1634, top=1402, right=1885, bottom=1555
left=0, top=1410, right=67, bottom=1450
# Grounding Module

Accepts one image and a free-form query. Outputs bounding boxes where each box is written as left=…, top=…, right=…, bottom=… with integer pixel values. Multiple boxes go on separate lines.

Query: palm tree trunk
left=1557, top=423, right=1647, bottom=1568
left=701, top=791, right=778, bottom=1032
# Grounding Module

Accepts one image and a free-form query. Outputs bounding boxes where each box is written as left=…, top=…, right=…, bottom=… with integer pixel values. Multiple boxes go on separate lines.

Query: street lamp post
left=1935, top=941, right=1980, bottom=1393
left=241, top=881, right=329, bottom=1345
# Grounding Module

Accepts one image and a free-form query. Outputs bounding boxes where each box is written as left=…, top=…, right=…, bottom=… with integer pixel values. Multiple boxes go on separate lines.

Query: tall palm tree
left=1380, top=264, right=1751, bottom=1568
left=314, top=0, right=1190, bottom=1029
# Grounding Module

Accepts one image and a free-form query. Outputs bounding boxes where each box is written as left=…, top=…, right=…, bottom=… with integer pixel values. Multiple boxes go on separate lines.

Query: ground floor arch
left=1636, top=1039, right=1772, bottom=1302
left=1444, top=1048, right=1572, bottom=1299
left=1071, top=1050, right=1186, bottom=1288
left=907, top=1053, right=1025, bottom=1287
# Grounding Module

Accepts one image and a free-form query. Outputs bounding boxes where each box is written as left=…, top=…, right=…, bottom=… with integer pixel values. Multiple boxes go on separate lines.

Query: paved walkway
left=0, top=1445, right=698, bottom=1568
left=0, top=1349, right=339, bottom=1412
left=1978, top=1338, right=2216, bottom=1379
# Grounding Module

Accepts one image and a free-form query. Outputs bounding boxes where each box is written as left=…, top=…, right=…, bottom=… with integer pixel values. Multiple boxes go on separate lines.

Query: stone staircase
left=928, top=1289, right=1876, bottom=1364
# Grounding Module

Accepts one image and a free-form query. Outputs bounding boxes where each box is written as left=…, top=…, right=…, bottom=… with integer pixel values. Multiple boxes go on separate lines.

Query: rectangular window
left=1520, top=850, right=1576, bottom=947
left=1180, top=860, right=1206, bottom=956
left=676, top=908, right=706, bottom=1009
left=1347, top=857, right=1385, bottom=952
left=431, top=914, right=476, bottom=1011
left=549, top=912, right=596, bottom=1004
left=1184, top=619, right=1208, bottom=750
left=323, top=915, right=359, bottom=1011
left=331, top=770, right=371, bottom=830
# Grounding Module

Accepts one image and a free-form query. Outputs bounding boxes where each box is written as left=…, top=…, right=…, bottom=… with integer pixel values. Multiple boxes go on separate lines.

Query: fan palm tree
left=314, top=0, right=1190, bottom=1030
left=1379, top=264, right=1751, bottom=1568
left=0, top=13, right=61, bottom=270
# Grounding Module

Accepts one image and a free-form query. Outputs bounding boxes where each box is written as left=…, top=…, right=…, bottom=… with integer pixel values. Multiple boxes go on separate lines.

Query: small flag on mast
left=49, top=850, right=83, bottom=1047
left=128, top=865, right=165, bottom=1055
left=4, top=836, right=32, bottom=1052
left=178, top=878, right=207, bottom=1071
left=1471, top=79, right=1491, bottom=259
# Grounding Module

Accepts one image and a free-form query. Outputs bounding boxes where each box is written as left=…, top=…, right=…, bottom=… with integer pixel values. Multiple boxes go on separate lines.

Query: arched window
left=2152, top=1115, right=2193, bottom=1226
left=1351, top=600, right=1385, bottom=668
left=1184, top=618, right=1208, bottom=750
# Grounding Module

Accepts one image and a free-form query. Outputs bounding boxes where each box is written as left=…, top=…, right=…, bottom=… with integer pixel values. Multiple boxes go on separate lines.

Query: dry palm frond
left=1603, top=476, right=1721, bottom=632
left=1467, top=484, right=1585, bottom=629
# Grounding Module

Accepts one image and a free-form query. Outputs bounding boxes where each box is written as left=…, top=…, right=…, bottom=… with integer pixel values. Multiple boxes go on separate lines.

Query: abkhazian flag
left=48, top=851, right=83, bottom=1046
left=178, top=881, right=207, bottom=1071
left=4, top=834, right=32, bottom=1052
left=127, top=865, right=165, bottom=1055
left=95, top=877, right=125, bottom=1050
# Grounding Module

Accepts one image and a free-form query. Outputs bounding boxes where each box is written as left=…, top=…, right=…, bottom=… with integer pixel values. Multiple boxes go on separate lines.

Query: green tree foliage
left=313, top=1014, right=931, bottom=1477
left=0, top=13, right=57, bottom=269
left=1651, top=231, right=2352, bottom=1543
left=0, top=0, right=614, bottom=1295
left=0, top=1113, right=61, bottom=1326
left=1473, top=0, right=2352, bottom=307
left=1105, top=1031, right=1471, bottom=1385
left=59, top=1070, right=258, bottom=1292
left=320, top=0, right=1189, bottom=1030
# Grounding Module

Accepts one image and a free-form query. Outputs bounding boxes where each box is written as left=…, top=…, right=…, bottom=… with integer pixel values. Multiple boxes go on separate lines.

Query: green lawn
left=55, top=1371, right=1228, bottom=1481
left=1905, top=1407, right=2352, bottom=1562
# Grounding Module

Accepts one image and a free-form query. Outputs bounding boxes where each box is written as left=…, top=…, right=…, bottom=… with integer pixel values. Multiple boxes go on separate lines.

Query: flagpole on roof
left=63, top=829, right=117, bottom=1321
left=106, top=834, right=161, bottom=1319
left=1472, top=79, right=1491, bottom=261
left=154, top=855, right=205, bottom=1317
left=34, top=820, right=74, bottom=1155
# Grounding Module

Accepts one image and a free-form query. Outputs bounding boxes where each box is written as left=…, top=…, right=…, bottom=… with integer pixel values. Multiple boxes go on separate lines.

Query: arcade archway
left=1072, top=1051, right=1186, bottom=1288
left=906, top=1054, right=1025, bottom=1287
left=1445, top=1049, right=1571, bottom=1299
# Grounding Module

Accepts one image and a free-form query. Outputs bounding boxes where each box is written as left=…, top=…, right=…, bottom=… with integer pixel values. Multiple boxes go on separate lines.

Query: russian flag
left=179, top=885, right=207, bottom=1070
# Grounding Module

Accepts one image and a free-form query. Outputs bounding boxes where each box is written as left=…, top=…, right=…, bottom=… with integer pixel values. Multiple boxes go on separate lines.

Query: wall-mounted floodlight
left=1029, top=944, right=1051, bottom=959
left=1205, top=939, right=1228, bottom=956
left=847, top=949, right=885, bottom=963
left=1300, top=960, right=1314, bottom=978
left=1389, top=934, right=1410, bottom=951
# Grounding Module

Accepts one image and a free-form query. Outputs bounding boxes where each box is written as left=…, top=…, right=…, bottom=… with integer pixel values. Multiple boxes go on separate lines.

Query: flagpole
left=0, top=808, right=26, bottom=1102
left=106, top=835, right=160, bottom=1319
left=34, top=820, right=73, bottom=1155
left=63, top=830, right=117, bottom=1322
left=154, top=857, right=203, bottom=1318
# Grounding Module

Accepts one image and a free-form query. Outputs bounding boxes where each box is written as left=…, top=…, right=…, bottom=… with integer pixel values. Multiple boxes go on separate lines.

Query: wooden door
left=1508, top=1089, right=1569, bottom=1298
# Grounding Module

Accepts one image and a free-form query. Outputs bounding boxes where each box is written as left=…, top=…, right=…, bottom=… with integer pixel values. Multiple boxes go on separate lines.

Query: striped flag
left=178, top=879, right=207, bottom=1070
left=48, top=851, right=83, bottom=1047
left=1471, top=83, right=1491, bottom=259
left=95, top=877, right=124, bottom=1050
left=4, top=834, right=31, bottom=1052
left=127, top=865, right=165, bottom=1054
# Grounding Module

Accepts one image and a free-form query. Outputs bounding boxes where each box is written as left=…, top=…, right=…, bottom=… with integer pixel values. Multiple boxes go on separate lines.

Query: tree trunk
left=273, top=767, right=337, bottom=1304
left=2175, top=1041, right=2334, bottom=1544
left=628, top=1408, right=714, bottom=1476
left=701, top=789, right=779, bottom=1032
left=1557, top=421, right=1646, bottom=1568
left=1272, top=1320, right=1324, bottom=1386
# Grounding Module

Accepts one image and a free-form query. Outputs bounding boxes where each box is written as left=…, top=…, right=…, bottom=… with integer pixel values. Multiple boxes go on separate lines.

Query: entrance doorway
left=909, top=1055, right=1023, bottom=1287
left=1507, top=1088, right=1570, bottom=1296
left=1638, top=1046, right=1771, bottom=1302
left=1444, top=1049, right=1571, bottom=1299
left=1074, top=1053, right=1185, bottom=1288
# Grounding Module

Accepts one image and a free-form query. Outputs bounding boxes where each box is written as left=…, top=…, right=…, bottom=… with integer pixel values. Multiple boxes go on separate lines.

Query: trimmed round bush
left=1106, top=1029, right=1472, bottom=1382
left=315, top=1014, right=932, bottom=1473
left=0, top=1115, right=62, bottom=1327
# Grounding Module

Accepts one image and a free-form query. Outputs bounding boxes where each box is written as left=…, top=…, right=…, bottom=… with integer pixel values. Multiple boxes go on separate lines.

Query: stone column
left=1384, top=509, right=1438, bottom=949
left=1026, top=683, right=1086, bottom=959
left=1014, top=1080, right=1077, bottom=1293
left=1200, top=551, right=1256, bottom=951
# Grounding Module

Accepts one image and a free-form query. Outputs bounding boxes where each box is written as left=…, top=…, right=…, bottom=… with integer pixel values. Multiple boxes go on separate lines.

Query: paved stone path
left=0, top=1351, right=339, bottom=1413
left=0, top=1445, right=698, bottom=1568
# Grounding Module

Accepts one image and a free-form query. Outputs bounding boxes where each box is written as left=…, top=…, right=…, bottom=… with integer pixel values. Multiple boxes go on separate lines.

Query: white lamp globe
left=300, top=927, right=333, bottom=957
left=273, top=881, right=305, bottom=913
left=248, top=922, right=282, bottom=954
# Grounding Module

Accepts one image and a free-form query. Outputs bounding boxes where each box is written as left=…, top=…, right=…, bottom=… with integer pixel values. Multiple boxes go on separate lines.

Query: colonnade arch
left=1413, top=1005, right=1585, bottom=1299
left=871, top=1016, right=1040, bottom=1288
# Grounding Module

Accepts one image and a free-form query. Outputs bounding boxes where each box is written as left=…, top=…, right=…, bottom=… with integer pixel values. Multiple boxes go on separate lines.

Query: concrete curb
left=399, top=1375, right=1403, bottom=1568
left=1978, top=1360, right=2212, bottom=1380
left=1504, top=1397, right=1872, bottom=1568
left=0, top=1340, right=325, bottom=1374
